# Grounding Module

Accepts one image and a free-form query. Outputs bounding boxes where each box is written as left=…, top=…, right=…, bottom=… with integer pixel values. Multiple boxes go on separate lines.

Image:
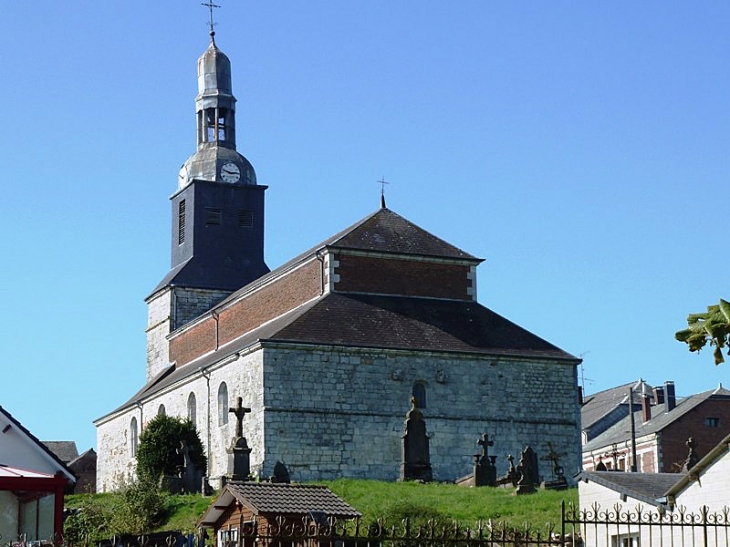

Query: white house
left=0, top=405, right=76, bottom=542
left=576, top=432, right=730, bottom=547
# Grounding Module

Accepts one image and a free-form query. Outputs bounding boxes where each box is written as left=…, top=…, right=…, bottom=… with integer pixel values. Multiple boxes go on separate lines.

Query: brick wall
left=660, top=398, right=730, bottom=472
left=169, top=259, right=322, bottom=367
left=217, top=261, right=322, bottom=346
left=333, top=254, right=473, bottom=300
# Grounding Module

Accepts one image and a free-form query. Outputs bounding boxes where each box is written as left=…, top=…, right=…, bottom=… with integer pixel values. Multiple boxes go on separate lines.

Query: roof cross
left=202, top=0, right=221, bottom=36
left=377, top=176, right=390, bottom=209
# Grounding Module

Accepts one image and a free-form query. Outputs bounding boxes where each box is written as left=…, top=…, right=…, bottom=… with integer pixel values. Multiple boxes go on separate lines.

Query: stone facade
left=261, top=345, right=580, bottom=482
left=97, top=341, right=579, bottom=489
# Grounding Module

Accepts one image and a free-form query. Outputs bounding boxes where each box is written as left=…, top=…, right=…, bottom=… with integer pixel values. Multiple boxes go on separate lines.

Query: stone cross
left=477, top=433, right=494, bottom=461
left=229, top=397, right=251, bottom=440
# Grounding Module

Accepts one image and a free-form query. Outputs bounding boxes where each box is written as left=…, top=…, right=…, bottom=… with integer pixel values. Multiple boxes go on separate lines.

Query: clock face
left=220, top=162, right=241, bottom=183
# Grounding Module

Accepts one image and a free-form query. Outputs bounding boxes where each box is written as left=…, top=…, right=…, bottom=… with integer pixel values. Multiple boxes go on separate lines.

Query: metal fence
left=5, top=502, right=730, bottom=547
left=564, top=502, right=730, bottom=547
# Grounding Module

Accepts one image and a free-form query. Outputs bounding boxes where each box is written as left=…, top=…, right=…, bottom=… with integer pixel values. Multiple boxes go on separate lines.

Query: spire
left=177, top=19, right=257, bottom=188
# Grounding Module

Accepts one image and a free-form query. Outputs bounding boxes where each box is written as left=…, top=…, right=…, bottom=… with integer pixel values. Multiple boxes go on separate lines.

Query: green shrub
left=111, top=478, right=167, bottom=534
left=136, top=414, right=207, bottom=481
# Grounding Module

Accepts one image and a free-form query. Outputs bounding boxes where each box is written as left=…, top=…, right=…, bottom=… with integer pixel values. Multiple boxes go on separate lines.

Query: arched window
left=130, top=417, right=139, bottom=457
left=158, top=404, right=166, bottom=416
left=187, top=392, right=197, bottom=425
left=412, top=382, right=427, bottom=409
left=218, top=382, right=229, bottom=426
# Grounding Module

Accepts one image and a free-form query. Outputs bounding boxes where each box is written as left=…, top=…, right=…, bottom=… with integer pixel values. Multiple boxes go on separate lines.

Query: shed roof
left=198, top=482, right=360, bottom=527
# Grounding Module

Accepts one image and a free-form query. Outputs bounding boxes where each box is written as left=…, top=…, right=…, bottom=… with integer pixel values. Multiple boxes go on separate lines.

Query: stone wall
left=96, top=406, right=139, bottom=491
left=96, top=350, right=265, bottom=492
left=259, top=344, right=580, bottom=482
left=146, top=288, right=172, bottom=381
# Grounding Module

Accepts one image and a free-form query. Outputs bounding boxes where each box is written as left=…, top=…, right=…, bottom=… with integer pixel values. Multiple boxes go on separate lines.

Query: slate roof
left=42, top=441, right=79, bottom=463
left=581, top=380, right=653, bottom=432
left=198, top=482, right=360, bottom=526
left=576, top=470, right=683, bottom=506
left=325, top=207, right=479, bottom=260
left=583, top=386, right=730, bottom=453
left=101, top=292, right=578, bottom=419
left=268, top=293, right=574, bottom=358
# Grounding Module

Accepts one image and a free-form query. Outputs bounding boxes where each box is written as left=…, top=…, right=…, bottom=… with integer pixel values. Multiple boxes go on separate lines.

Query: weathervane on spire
left=377, top=176, right=390, bottom=209
left=202, top=0, right=221, bottom=38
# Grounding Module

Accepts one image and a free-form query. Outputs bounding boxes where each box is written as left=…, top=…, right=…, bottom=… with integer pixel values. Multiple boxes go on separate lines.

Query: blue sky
left=2, top=2, right=729, bottom=454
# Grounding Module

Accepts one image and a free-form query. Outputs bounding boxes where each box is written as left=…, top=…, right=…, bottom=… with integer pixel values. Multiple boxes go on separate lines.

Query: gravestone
left=400, top=396, right=432, bottom=482
left=227, top=396, right=253, bottom=482
left=270, top=460, right=291, bottom=483
left=515, top=445, right=539, bottom=495
left=496, top=453, right=520, bottom=488
left=474, top=433, right=497, bottom=487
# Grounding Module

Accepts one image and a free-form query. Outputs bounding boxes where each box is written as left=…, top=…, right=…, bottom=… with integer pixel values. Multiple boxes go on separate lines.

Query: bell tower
left=145, top=29, right=270, bottom=381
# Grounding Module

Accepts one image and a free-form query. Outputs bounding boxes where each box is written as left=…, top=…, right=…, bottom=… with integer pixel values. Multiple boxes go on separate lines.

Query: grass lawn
left=318, top=479, right=577, bottom=529
left=66, top=480, right=577, bottom=535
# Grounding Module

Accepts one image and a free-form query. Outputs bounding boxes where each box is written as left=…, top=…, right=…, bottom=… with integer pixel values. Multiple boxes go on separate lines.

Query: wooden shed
left=198, top=482, right=361, bottom=547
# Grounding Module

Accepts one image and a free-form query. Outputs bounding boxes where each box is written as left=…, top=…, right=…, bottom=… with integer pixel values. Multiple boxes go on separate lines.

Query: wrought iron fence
left=1, top=514, right=579, bottom=547
left=6, top=502, right=730, bottom=547
left=564, top=502, right=730, bottom=547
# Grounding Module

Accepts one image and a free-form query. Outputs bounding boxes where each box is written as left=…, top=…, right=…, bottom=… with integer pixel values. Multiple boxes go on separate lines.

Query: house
left=581, top=381, right=730, bottom=472
left=576, top=432, right=730, bottom=547
left=95, top=29, right=581, bottom=491
left=198, top=482, right=361, bottom=547
left=42, top=442, right=97, bottom=493
left=0, top=406, right=76, bottom=541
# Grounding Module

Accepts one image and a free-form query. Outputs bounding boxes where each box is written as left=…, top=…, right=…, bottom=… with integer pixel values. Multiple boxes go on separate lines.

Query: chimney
left=578, top=385, right=584, bottom=405
left=653, top=386, right=665, bottom=405
left=641, top=394, right=652, bottom=422
left=665, top=381, right=676, bottom=412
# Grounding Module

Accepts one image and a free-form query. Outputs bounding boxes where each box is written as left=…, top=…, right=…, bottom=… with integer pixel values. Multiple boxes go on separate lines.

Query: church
left=94, top=29, right=581, bottom=492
